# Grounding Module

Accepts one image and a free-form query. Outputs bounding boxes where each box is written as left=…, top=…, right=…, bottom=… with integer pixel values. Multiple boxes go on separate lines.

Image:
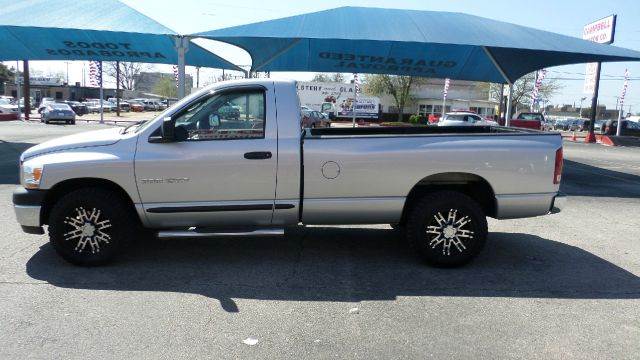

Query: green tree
left=153, top=77, right=177, bottom=98
left=312, top=73, right=346, bottom=83
left=0, top=64, right=16, bottom=91
left=364, top=75, right=425, bottom=122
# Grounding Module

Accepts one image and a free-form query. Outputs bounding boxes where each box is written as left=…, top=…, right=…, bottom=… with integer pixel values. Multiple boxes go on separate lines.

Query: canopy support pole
left=505, top=84, right=513, bottom=127
left=15, top=61, right=21, bottom=120
left=116, top=61, right=121, bottom=117
left=23, top=60, right=30, bottom=121
left=99, top=61, right=104, bottom=124
left=482, top=47, right=513, bottom=126
left=175, top=36, right=190, bottom=99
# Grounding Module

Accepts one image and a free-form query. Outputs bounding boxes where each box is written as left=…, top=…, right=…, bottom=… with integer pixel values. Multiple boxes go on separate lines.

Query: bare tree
left=104, top=62, right=150, bottom=90
left=364, top=75, right=426, bottom=122
left=312, top=73, right=346, bottom=83
left=479, top=72, right=562, bottom=115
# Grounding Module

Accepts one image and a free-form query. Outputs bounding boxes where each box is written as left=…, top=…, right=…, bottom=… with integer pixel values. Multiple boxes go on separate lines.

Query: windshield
left=0, top=99, right=11, bottom=105
left=50, top=104, right=71, bottom=110
left=517, top=113, right=543, bottom=121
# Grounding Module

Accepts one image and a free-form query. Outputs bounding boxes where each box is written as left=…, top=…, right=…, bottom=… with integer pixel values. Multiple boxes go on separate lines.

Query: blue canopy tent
left=0, top=0, right=242, bottom=118
left=194, top=6, right=640, bottom=123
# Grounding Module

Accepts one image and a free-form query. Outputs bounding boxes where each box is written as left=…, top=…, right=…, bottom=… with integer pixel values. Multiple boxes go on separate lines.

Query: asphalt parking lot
left=1, top=121, right=639, bottom=359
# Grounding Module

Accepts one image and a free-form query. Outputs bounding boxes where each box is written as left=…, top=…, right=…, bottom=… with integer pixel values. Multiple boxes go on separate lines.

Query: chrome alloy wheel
left=425, top=209, right=474, bottom=256
left=63, top=207, right=112, bottom=253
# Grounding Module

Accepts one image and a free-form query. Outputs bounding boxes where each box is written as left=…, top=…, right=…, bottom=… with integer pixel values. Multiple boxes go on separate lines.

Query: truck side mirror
left=161, top=116, right=175, bottom=141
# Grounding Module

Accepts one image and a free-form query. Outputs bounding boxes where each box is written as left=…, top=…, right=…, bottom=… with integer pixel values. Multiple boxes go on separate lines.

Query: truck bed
left=306, top=125, right=548, bottom=138
left=300, top=125, right=562, bottom=224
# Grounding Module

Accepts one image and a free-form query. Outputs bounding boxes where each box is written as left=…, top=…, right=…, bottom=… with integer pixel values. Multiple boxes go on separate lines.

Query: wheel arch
left=400, top=172, right=497, bottom=225
left=41, top=178, right=139, bottom=225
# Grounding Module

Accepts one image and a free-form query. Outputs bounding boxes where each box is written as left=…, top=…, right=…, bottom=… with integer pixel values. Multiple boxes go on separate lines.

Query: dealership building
left=2, top=76, right=118, bottom=103
left=378, top=78, right=498, bottom=118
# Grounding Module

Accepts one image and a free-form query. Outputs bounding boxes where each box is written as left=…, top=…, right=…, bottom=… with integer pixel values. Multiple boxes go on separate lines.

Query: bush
left=409, top=114, right=421, bottom=124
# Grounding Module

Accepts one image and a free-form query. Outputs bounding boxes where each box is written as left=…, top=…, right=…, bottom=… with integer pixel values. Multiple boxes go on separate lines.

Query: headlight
left=21, top=164, right=43, bottom=189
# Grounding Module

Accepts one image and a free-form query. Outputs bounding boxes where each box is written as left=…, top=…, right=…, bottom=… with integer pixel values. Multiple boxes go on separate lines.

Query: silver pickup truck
left=13, top=79, right=565, bottom=267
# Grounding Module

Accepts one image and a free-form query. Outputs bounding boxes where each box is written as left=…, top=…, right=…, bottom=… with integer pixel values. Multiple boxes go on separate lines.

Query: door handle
left=244, top=151, right=272, bottom=160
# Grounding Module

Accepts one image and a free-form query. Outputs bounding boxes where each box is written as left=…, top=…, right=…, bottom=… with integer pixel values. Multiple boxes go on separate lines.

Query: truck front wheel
left=48, top=188, right=134, bottom=266
left=406, top=191, right=487, bottom=267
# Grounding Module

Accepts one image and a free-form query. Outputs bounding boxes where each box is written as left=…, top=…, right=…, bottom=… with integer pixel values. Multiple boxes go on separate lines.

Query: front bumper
left=13, top=187, right=46, bottom=234
left=550, top=192, right=567, bottom=214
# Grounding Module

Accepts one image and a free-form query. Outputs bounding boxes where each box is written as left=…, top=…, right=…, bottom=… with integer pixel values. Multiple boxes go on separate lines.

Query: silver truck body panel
left=301, top=133, right=561, bottom=223
left=14, top=79, right=563, bottom=232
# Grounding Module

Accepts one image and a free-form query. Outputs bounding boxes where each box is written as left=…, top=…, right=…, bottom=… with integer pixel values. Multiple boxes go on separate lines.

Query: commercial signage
left=297, top=81, right=379, bottom=119
left=582, top=15, right=616, bottom=44
left=583, top=15, right=617, bottom=94
left=16, top=76, right=63, bottom=86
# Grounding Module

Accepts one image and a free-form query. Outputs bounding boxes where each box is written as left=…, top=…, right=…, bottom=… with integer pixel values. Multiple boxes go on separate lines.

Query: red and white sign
left=582, top=15, right=616, bottom=44
left=583, top=15, right=617, bottom=95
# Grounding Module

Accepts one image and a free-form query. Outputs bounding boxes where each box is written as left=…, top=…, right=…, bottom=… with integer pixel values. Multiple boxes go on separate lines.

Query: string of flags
left=172, top=65, right=179, bottom=88
left=531, top=69, right=547, bottom=108
left=88, top=61, right=102, bottom=87
left=619, top=68, right=629, bottom=109
left=443, top=78, right=450, bottom=100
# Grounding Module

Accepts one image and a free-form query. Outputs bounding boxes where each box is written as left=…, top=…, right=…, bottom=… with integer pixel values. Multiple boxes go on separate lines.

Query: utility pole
left=578, top=97, right=586, bottom=118
left=64, top=61, right=70, bottom=85
left=196, top=67, right=200, bottom=88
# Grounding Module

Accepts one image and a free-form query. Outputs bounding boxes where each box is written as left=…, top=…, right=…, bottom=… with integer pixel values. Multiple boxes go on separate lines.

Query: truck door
left=134, top=85, right=279, bottom=228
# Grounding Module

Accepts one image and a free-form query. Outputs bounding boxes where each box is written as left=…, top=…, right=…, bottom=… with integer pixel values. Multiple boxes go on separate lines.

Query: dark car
left=218, top=103, right=241, bottom=120
left=62, top=101, right=88, bottom=116
left=604, top=119, right=640, bottom=136
left=301, top=109, right=331, bottom=128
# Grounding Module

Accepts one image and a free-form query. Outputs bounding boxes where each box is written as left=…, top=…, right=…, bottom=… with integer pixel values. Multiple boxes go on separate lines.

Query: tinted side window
left=174, top=90, right=266, bottom=141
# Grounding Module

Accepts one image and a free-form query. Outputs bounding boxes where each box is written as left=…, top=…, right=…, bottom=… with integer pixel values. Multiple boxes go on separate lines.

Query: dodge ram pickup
left=13, top=79, right=565, bottom=267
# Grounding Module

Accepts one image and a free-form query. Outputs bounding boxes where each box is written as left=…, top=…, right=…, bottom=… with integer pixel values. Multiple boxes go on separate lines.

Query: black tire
left=70, top=119, right=76, bottom=125
left=48, top=188, right=135, bottom=266
left=405, top=191, right=487, bottom=267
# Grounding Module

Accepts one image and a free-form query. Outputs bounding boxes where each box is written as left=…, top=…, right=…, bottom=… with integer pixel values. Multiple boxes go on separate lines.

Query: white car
left=0, top=98, right=19, bottom=114
left=437, top=112, right=498, bottom=127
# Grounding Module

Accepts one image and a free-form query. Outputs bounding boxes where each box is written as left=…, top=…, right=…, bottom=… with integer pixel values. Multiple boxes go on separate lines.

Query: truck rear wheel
left=406, top=191, right=487, bottom=267
left=48, top=188, right=134, bottom=266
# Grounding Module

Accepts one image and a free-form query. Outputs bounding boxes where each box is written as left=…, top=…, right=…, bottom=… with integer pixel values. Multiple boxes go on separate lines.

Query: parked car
left=128, top=100, right=145, bottom=112
left=37, top=97, right=56, bottom=114
left=0, top=98, right=19, bottom=115
left=218, top=103, right=241, bottom=120
left=509, top=111, right=544, bottom=130
left=567, top=119, right=585, bottom=132
left=13, top=79, right=565, bottom=267
left=553, top=119, right=571, bottom=131
left=594, top=120, right=607, bottom=133
left=107, top=98, right=131, bottom=112
left=62, top=101, right=88, bottom=116
left=603, top=119, right=640, bottom=136
left=437, top=112, right=498, bottom=127
left=40, top=103, right=76, bottom=124
left=301, top=109, right=331, bottom=128
left=82, top=101, right=100, bottom=114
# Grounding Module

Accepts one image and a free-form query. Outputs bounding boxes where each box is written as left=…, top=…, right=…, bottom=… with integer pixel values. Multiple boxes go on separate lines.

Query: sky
left=4, top=0, right=640, bottom=111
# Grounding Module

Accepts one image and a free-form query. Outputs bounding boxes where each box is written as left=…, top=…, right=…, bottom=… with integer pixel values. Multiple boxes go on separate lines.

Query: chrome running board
left=157, top=228, right=285, bottom=239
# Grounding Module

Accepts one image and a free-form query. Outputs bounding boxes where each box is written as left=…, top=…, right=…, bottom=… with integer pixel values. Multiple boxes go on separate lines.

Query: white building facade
left=379, top=79, right=498, bottom=118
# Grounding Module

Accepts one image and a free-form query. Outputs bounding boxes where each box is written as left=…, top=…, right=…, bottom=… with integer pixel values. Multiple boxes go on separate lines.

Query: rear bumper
left=495, top=192, right=565, bottom=219
left=13, top=187, right=46, bottom=233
